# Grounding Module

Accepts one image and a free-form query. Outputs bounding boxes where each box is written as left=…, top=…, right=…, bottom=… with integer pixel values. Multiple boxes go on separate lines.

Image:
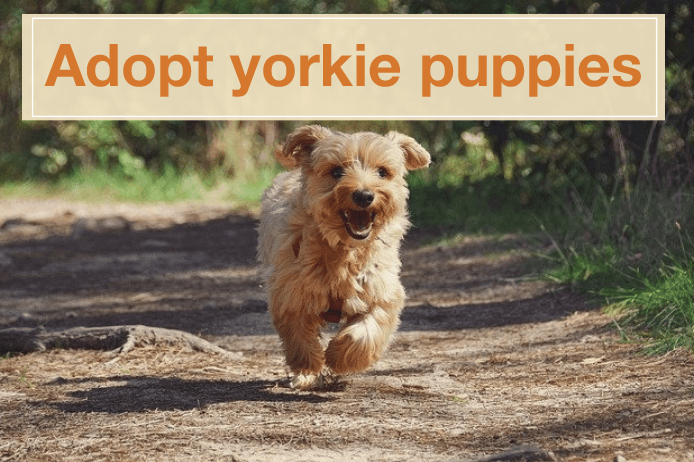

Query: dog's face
left=276, top=125, right=430, bottom=246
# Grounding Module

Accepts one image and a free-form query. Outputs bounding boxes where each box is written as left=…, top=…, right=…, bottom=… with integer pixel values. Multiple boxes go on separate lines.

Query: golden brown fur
left=258, top=125, right=430, bottom=389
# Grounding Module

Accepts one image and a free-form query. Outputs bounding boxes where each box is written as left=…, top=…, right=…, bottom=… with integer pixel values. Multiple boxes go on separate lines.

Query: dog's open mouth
left=340, top=209, right=375, bottom=240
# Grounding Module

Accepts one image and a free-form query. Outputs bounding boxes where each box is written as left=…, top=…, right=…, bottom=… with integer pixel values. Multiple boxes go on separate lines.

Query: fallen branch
left=0, top=325, right=240, bottom=361
left=468, top=446, right=555, bottom=462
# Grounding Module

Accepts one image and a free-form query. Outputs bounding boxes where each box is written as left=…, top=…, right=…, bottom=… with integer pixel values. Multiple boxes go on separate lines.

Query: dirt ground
left=1, top=197, right=693, bottom=462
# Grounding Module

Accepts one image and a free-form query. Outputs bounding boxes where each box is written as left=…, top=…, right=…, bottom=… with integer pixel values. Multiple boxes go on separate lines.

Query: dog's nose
left=352, top=189, right=375, bottom=208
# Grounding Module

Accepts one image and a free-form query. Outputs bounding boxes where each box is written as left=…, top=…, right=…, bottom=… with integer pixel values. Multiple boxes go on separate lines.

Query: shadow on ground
left=399, top=290, right=590, bottom=332
left=1, top=211, right=593, bottom=338
left=46, top=377, right=329, bottom=414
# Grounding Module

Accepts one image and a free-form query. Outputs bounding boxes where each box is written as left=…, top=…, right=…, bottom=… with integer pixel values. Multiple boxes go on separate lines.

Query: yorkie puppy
left=258, top=125, right=430, bottom=389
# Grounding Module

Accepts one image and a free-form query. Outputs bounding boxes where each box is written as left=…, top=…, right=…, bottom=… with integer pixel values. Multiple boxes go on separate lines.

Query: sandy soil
left=0, top=198, right=692, bottom=462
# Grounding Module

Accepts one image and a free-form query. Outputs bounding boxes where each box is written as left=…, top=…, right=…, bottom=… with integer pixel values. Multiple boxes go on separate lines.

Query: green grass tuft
left=605, top=260, right=694, bottom=354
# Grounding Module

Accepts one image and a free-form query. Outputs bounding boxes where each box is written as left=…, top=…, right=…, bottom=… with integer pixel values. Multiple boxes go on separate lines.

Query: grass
left=407, top=170, right=566, bottom=235
left=18, top=366, right=35, bottom=388
left=0, top=164, right=279, bottom=206
left=545, top=184, right=694, bottom=354
left=408, top=163, right=694, bottom=355
left=605, top=261, right=694, bottom=354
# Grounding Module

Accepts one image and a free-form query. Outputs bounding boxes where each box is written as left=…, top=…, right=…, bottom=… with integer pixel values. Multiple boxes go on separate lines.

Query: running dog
left=258, top=125, right=430, bottom=389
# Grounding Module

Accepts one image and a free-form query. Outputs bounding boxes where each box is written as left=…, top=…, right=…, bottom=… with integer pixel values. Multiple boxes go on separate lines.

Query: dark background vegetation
left=1, top=0, right=693, bottom=352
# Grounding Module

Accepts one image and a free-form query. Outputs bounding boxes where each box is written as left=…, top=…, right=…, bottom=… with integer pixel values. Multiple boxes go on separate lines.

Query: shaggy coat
left=258, top=125, right=430, bottom=389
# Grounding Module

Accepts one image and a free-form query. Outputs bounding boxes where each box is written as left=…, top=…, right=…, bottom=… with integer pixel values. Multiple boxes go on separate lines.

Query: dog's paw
left=290, top=371, right=342, bottom=390
left=289, top=373, right=322, bottom=390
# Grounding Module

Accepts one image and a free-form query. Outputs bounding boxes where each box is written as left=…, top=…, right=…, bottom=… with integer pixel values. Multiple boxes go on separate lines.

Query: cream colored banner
left=23, top=15, right=664, bottom=120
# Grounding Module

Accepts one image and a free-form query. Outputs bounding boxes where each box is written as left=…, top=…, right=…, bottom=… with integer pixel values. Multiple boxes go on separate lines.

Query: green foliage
left=5, top=121, right=153, bottom=180
left=407, top=173, right=561, bottom=234
left=547, top=184, right=694, bottom=353
left=184, top=0, right=397, bottom=14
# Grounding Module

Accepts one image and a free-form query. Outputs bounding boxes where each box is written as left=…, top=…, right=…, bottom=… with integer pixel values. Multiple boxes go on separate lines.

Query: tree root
left=0, top=325, right=240, bottom=362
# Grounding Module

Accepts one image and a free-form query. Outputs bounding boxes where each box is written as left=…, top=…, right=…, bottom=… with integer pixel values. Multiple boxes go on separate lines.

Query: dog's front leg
left=271, top=309, right=325, bottom=389
left=324, top=302, right=401, bottom=374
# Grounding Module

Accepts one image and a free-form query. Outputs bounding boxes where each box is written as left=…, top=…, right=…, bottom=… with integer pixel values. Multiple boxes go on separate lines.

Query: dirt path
left=1, top=199, right=692, bottom=462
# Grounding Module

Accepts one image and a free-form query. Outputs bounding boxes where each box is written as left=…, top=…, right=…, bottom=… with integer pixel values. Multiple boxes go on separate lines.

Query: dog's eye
left=331, top=166, right=344, bottom=179
left=377, top=167, right=389, bottom=178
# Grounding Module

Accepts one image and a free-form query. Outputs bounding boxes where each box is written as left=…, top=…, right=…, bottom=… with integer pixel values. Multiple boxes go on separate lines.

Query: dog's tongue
left=347, top=209, right=372, bottom=230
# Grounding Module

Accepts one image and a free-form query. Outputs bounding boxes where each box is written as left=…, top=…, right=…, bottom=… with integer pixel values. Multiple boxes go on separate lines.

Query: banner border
left=26, top=14, right=664, bottom=120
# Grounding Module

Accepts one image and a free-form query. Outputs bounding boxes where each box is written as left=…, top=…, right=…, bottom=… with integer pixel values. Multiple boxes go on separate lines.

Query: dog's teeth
left=340, top=209, right=374, bottom=240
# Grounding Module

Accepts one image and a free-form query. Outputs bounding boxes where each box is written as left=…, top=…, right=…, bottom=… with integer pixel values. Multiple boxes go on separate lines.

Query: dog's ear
left=386, top=132, right=431, bottom=171
left=275, top=125, right=333, bottom=169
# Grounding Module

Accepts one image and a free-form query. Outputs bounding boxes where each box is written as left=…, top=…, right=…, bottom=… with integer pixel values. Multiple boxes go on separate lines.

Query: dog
left=257, top=125, right=430, bottom=389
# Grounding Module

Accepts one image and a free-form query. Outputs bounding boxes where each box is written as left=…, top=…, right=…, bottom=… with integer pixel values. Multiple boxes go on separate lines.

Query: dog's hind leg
left=272, top=311, right=325, bottom=389
left=324, top=304, right=401, bottom=374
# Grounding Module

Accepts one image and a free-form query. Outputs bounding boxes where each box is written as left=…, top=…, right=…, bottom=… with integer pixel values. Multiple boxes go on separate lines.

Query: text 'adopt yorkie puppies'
left=257, top=125, right=431, bottom=389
